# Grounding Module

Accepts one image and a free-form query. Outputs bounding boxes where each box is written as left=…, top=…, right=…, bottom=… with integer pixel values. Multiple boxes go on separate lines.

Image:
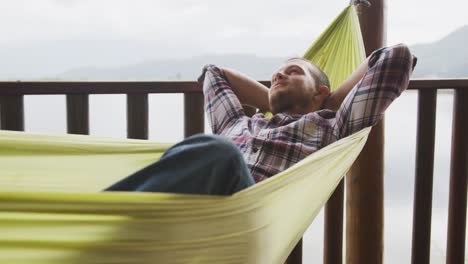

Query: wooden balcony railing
left=0, top=78, right=467, bottom=264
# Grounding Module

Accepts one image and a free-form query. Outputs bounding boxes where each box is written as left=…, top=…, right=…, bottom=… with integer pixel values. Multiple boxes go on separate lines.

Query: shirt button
left=252, top=146, right=258, bottom=153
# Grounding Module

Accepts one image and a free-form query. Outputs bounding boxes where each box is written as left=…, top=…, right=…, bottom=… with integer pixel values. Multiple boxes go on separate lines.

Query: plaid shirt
left=199, top=44, right=416, bottom=183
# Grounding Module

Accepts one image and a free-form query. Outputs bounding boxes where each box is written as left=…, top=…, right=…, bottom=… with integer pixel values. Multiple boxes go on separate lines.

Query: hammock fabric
left=0, top=5, right=367, bottom=264
left=303, top=5, right=365, bottom=90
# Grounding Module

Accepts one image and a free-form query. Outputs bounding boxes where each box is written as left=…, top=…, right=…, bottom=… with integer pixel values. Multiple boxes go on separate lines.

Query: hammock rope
left=0, top=5, right=367, bottom=264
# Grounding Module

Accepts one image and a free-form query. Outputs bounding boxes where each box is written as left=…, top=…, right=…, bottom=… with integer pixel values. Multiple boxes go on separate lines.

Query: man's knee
left=189, top=134, right=253, bottom=193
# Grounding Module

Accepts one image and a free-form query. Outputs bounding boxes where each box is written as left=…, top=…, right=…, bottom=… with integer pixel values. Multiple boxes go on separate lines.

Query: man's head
left=269, top=58, right=330, bottom=114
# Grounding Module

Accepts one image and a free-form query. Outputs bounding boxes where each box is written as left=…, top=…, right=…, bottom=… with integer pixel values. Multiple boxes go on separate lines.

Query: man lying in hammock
left=105, top=44, right=416, bottom=195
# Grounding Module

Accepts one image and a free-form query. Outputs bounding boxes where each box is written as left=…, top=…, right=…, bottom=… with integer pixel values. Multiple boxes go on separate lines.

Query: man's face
left=269, top=59, right=319, bottom=114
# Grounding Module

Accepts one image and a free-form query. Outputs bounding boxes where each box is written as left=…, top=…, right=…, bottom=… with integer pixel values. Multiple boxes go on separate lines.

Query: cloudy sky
left=1, top=0, right=467, bottom=78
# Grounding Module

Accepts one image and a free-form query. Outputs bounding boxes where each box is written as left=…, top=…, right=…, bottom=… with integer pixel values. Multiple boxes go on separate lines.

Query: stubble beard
left=270, top=92, right=295, bottom=114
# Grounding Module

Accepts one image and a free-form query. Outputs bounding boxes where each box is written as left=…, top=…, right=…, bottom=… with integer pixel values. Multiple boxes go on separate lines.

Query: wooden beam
left=2, top=80, right=468, bottom=96
left=408, top=79, right=468, bottom=90
left=0, top=81, right=199, bottom=95
left=347, top=1, right=386, bottom=263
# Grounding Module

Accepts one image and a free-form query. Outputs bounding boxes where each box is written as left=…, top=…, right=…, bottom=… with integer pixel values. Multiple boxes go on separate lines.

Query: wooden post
left=66, top=94, right=89, bottom=135
left=324, top=180, right=344, bottom=264
left=446, top=88, right=468, bottom=264
left=184, top=93, right=205, bottom=138
left=286, top=239, right=302, bottom=264
left=346, top=1, right=386, bottom=263
left=127, top=94, right=149, bottom=140
left=0, top=95, right=24, bottom=131
left=243, top=105, right=257, bottom=117
left=411, top=89, right=437, bottom=264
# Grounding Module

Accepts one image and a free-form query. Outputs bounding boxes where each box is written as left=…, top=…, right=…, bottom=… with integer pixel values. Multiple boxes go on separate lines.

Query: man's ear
left=318, top=85, right=330, bottom=99
left=316, top=85, right=331, bottom=110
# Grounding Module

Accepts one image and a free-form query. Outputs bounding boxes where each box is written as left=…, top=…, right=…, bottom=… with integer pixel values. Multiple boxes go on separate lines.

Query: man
left=105, top=44, right=416, bottom=195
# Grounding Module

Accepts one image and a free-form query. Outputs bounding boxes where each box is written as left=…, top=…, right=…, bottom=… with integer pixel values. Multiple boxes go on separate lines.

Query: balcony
left=0, top=78, right=466, bottom=263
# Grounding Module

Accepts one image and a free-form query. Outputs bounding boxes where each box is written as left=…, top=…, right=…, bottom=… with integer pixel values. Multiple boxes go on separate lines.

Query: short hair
left=286, top=57, right=331, bottom=89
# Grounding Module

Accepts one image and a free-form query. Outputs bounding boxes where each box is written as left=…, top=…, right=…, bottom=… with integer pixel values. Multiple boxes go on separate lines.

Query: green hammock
left=303, top=5, right=365, bottom=90
left=0, top=5, right=367, bottom=264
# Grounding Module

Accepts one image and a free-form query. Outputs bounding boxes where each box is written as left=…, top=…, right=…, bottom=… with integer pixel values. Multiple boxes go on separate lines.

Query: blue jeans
left=104, top=134, right=255, bottom=195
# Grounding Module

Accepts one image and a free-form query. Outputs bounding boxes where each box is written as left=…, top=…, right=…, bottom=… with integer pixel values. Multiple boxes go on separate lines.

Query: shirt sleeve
left=334, top=43, right=417, bottom=138
left=198, top=64, right=245, bottom=134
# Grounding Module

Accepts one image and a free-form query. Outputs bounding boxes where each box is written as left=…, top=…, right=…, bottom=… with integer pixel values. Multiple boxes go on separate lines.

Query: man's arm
left=199, top=65, right=246, bottom=135
left=220, top=67, right=271, bottom=112
left=324, top=57, right=370, bottom=111
left=334, top=43, right=417, bottom=138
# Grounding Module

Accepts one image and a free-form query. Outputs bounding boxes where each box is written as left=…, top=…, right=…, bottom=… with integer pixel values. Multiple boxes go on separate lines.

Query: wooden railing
left=0, top=78, right=467, bottom=264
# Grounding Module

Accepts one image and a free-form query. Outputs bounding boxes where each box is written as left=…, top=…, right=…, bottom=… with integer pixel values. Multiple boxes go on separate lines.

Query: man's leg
left=104, top=134, right=255, bottom=195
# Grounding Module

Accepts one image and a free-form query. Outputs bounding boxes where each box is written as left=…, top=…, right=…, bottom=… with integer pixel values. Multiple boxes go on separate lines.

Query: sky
left=1, top=0, right=467, bottom=74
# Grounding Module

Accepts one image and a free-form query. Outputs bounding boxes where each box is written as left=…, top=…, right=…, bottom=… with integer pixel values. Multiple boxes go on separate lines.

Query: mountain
left=29, top=24, right=468, bottom=80
left=55, top=54, right=287, bottom=81
left=410, top=25, right=468, bottom=78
